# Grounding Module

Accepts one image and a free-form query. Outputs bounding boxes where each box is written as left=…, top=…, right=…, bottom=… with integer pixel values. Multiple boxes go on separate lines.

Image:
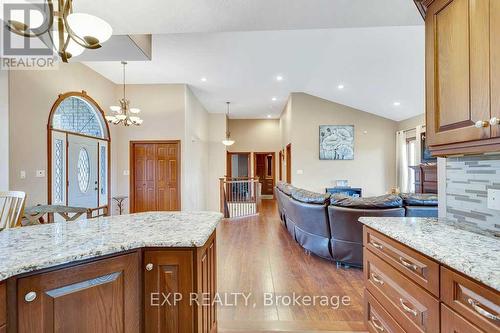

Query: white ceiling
left=81, top=0, right=425, bottom=121
left=75, top=0, right=422, bottom=35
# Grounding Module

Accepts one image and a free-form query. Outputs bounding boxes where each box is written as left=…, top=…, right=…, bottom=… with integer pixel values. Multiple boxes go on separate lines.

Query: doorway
left=226, top=152, right=251, bottom=178
left=254, top=152, right=275, bottom=196
left=286, top=144, right=292, bottom=184
left=130, top=140, right=181, bottom=213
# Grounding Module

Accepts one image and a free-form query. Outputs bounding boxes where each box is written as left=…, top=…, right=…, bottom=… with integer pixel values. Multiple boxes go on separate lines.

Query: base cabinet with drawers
left=363, top=226, right=499, bottom=333
left=0, top=231, right=217, bottom=333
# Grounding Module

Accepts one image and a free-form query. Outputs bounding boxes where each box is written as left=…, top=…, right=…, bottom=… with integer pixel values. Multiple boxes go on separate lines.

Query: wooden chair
left=0, top=191, right=26, bottom=230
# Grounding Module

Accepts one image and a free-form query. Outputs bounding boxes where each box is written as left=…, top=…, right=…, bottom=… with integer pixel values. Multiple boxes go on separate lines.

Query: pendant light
left=6, top=0, right=113, bottom=62
left=222, top=102, right=235, bottom=146
left=106, top=61, right=143, bottom=126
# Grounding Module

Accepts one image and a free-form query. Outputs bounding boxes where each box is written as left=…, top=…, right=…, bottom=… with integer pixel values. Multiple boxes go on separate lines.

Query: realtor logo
left=1, top=2, right=58, bottom=69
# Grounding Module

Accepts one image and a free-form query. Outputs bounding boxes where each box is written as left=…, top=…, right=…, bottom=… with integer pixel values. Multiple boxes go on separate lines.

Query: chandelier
left=222, top=102, right=235, bottom=146
left=5, top=0, right=112, bottom=62
left=106, top=61, right=143, bottom=126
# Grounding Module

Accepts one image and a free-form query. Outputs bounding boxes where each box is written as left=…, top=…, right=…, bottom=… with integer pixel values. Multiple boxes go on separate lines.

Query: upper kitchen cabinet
left=424, top=0, right=500, bottom=155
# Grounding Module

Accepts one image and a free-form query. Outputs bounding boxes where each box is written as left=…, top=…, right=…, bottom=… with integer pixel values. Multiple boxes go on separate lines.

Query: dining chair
left=0, top=191, right=26, bottom=230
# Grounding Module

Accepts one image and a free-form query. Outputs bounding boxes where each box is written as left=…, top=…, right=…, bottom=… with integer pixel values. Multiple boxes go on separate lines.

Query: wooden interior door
left=286, top=144, right=291, bottom=184
left=278, top=150, right=283, bottom=181
left=16, top=253, right=140, bottom=333
left=131, top=141, right=180, bottom=213
left=491, top=0, right=500, bottom=138
left=254, top=153, right=275, bottom=196
left=156, top=143, right=180, bottom=211
left=425, top=0, right=491, bottom=146
left=144, top=250, right=194, bottom=333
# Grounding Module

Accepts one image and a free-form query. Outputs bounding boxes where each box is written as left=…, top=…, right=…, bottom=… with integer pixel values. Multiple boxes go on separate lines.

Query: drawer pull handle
left=468, top=298, right=500, bottom=321
left=371, top=316, right=385, bottom=332
left=371, top=241, right=383, bottom=250
left=399, top=298, right=417, bottom=317
left=399, top=257, right=418, bottom=271
left=145, top=263, right=154, bottom=271
left=371, top=273, right=384, bottom=285
left=24, top=291, right=37, bottom=303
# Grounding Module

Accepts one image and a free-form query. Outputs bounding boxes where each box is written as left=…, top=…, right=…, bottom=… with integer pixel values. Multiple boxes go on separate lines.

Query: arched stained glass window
left=52, top=96, right=107, bottom=139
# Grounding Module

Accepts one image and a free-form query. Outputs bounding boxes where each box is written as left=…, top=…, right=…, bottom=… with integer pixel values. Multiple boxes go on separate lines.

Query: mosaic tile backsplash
left=446, top=154, right=500, bottom=237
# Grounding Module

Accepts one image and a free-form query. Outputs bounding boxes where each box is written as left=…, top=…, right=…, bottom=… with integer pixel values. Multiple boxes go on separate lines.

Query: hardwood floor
left=217, top=200, right=366, bottom=332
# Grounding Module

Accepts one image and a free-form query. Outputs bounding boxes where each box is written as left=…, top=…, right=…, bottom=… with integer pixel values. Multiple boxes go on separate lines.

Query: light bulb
left=129, top=116, right=140, bottom=123
left=66, top=13, right=112, bottom=45
left=116, top=114, right=127, bottom=120
left=222, top=139, right=235, bottom=146
left=105, top=115, right=116, bottom=122
left=110, top=105, right=121, bottom=112
left=130, top=108, right=141, bottom=114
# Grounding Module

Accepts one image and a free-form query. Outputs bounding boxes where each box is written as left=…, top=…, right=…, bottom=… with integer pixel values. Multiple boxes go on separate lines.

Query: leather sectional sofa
left=275, top=182, right=438, bottom=267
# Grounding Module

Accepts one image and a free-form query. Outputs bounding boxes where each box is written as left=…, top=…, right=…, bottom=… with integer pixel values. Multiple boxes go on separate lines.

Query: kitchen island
left=0, top=211, right=223, bottom=333
left=359, top=216, right=499, bottom=333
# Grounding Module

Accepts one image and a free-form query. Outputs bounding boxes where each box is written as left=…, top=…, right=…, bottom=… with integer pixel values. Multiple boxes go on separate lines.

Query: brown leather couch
left=288, top=188, right=332, bottom=260
left=401, top=193, right=438, bottom=217
left=328, top=194, right=405, bottom=267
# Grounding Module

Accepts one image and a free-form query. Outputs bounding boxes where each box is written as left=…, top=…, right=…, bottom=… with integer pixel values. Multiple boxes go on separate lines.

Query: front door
left=68, top=135, right=98, bottom=208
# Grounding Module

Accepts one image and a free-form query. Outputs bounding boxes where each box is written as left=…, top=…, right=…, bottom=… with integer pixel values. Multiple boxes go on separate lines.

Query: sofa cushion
left=400, top=193, right=438, bottom=206
left=280, top=183, right=295, bottom=196
left=330, top=194, right=403, bottom=209
left=291, top=188, right=330, bottom=205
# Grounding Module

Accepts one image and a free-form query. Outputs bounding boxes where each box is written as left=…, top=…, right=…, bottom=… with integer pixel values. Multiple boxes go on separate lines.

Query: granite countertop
left=359, top=217, right=500, bottom=292
left=0, top=211, right=223, bottom=282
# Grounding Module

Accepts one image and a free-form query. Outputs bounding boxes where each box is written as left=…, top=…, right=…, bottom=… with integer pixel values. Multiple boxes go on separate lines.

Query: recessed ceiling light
left=276, top=75, right=283, bottom=81
left=272, top=97, right=277, bottom=101
left=267, top=115, right=272, bottom=118
left=200, top=77, right=207, bottom=82
left=337, top=84, right=344, bottom=90
left=393, top=101, right=401, bottom=106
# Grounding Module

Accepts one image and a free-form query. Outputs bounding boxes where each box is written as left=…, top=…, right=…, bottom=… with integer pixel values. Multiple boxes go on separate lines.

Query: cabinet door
left=144, top=250, right=193, bottom=333
left=426, top=0, right=491, bottom=146
left=195, top=233, right=217, bottom=333
left=17, top=253, right=140, bottom=333
left=491, top=0, right=500, bottom=137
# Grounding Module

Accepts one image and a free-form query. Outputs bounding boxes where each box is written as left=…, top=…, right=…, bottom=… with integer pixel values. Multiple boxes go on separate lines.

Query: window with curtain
left=406, top=137, right=417, bottom=193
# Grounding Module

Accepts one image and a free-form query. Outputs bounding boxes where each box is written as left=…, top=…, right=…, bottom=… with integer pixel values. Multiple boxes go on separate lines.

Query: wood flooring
left=217, top=199, right=366, bottom=332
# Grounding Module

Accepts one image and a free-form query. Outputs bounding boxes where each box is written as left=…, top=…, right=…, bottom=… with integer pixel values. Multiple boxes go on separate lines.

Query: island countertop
left=359, top=216, right=500, bottom=292
left=0, top=211, right=223, bottom=282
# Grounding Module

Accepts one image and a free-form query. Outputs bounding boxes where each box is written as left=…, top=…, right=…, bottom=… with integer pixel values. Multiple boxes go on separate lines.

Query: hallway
left=217, top=200, right=366, bottom=332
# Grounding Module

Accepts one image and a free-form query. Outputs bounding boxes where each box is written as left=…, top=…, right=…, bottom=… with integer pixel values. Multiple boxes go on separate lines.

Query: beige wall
left=184, top=86, right=209, bottom=210
left=9, top=63, right=117, bottom=206
left=397, top=114, right=425, bottom=131
left=207, top=113, right=227, bottom=211
left=0, top=71, right=8, bottom=190
left=227, top=119, right=281, bottom=179
left=285, top=93, right=397, bottom=196
left=112, top=83, right=186, bottom=213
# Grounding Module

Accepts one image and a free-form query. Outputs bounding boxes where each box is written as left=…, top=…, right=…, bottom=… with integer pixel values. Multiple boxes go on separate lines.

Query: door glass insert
left=77, top=148, right=90, bottom=193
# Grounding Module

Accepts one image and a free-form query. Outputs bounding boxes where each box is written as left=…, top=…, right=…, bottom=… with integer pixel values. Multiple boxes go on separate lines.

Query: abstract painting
left=319, top=125, right=354, bottom=160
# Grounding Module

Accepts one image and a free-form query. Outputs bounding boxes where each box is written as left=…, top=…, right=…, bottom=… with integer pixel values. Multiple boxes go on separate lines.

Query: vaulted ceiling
left=80, top=0, right=424, bottom=121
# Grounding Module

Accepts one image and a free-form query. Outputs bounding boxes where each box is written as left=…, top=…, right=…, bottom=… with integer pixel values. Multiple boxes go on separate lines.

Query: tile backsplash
left=446, top=154, right=500, bottom=237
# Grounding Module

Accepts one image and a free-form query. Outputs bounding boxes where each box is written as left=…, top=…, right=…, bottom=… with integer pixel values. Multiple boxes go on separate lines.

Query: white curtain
left=415, top=125, right=424, bottom=164
left=396, top=130, right=408, bottom=193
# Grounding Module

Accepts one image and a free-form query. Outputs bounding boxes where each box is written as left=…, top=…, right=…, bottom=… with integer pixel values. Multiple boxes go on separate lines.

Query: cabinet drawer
left=363, top=227, right=440, bottom=296
left=0, top=282, right=5, bottom=326
left=441, top=267, right=499, bottom=332
left=364, top=248, right=439, bottom=333
left=365, top=289, right=405, bottom=333
left=441, top=304, right=484, bottom=333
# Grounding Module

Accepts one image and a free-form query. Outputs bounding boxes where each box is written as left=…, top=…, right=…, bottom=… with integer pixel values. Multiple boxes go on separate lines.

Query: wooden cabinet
left=144, top=250, right=194, bottom=333
left=3, top=230, right=217, bottom=333
left=0, top=282, right=5, bottom=332
left=441, top=304, right=485, bottom=333
left=16, top=252, right=140, bottom=333
left=409, top=164, right=437, bottom=194
left=425, top=0, right=500, bottom=155
left=363, top=226, right=500, bottom=333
